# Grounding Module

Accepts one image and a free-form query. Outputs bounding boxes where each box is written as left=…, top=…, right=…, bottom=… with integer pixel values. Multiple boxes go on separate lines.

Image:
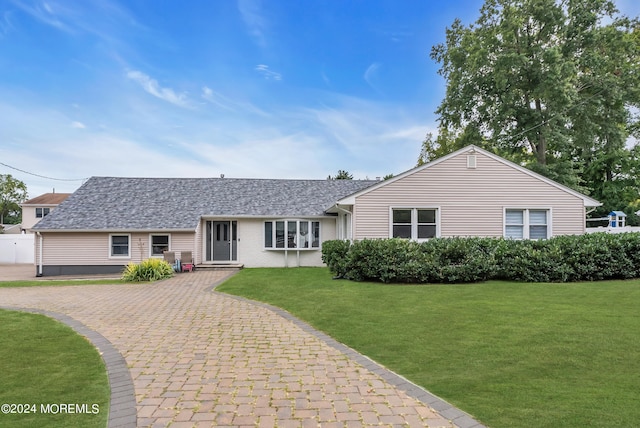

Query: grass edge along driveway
left=218, top=267, right=640, bottom=428
left=0, top=310, right=109, bottom=428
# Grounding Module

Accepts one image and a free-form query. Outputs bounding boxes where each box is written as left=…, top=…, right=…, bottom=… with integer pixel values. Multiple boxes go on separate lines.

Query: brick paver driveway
left=0, top=270, right=482, bottom=428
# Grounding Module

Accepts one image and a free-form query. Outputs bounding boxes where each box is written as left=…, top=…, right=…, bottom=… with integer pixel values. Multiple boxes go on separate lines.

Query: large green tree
left=430, top=0, right=640, bottom=200
left=0, top=174, right=28, bottom=225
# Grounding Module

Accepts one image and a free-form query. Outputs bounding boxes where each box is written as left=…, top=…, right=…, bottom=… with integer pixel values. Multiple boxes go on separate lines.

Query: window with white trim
left=110, top=234, right=131, bottom=257
left=36, top=207, right=50, bottom=218
left=391, top=208, right=437, bottom=240
left=264, top=220, right=320, bottom=249
left=150, top=234, right=170, bottom=256
left=505, top=209, right=549, bottom=239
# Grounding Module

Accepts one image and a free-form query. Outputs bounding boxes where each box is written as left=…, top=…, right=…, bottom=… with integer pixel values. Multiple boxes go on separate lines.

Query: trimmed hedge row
left=321, top=233, right=640, bottom=283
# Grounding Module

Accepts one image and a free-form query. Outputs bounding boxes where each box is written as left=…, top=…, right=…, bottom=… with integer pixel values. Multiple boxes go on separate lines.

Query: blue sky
left=2, top=0, right=639, bottom=198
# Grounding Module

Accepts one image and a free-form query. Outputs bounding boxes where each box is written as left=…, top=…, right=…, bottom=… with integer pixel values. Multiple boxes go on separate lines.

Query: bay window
left=265, top=220, right=320, bottom=249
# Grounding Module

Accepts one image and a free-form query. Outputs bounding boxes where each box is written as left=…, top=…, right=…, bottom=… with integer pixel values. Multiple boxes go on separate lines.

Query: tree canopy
left=0, top=174, right=28, bottom=225
left=327, top=170, right=354, bottom=180
left=429, top=0, right=640, bottom=219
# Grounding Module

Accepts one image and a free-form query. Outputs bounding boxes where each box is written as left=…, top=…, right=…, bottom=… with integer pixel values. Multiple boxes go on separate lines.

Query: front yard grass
left=0, top=310, right=109, bottom=428
left=218, top=267, right=640, bottom=428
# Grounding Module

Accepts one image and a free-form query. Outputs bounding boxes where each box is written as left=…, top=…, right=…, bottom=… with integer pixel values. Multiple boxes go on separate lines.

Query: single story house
left=31, top=145, right=601, bottom=276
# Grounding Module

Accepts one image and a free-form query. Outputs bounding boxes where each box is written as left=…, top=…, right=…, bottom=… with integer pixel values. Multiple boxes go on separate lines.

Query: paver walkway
left=0, top=270, right=482, bottom=428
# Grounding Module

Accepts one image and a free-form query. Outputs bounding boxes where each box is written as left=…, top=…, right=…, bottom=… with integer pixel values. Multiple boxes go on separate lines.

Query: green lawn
left=0, top=310, right=110, bottom=428
left=218, top=267, right=640, bottom=428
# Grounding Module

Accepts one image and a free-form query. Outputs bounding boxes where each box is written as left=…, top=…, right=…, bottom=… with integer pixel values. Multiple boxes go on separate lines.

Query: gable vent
left=467, top=154, right=477, bottom=169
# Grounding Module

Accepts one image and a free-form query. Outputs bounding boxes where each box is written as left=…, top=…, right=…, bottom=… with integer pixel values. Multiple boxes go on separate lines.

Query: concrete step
left=195, top=263, right=244, bottom=271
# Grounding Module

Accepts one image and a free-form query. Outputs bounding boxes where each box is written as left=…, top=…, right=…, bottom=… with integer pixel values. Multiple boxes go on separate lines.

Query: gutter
left=333, top=204, right=352, bottom=216
left=31, top=228, right=197, bottom=233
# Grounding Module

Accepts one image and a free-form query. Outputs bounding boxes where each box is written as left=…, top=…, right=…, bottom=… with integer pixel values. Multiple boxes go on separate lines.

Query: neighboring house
left=0, top=224, right=22, bottom=234
left=32, top=145, right=601, bottom=276
left=21, top=192, right=72, bottom=232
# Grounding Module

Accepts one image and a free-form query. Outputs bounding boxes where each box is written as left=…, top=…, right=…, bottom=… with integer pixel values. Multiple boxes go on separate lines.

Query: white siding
left=353, top=151, right=586, bottom=240
left=199, top=218, right=337, bottom=267
left=237, top=217, right=336, bottom=268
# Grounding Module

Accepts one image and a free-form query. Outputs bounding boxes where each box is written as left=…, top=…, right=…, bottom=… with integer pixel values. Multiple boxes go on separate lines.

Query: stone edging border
left=0, top=306, right=137, bottom=428
left=208, top=278, right=486, bottom=428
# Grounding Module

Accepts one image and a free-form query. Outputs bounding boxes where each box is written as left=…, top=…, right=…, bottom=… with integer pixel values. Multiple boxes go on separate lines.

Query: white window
left=110, top=234, right=131, bottom=258
left=264, top=220, right=320, bottom=249
left=505, top=209, right=549, bottom=239
left=36, top=207, right=50, bottom=218
left=150, top=234, right=170, bottom=257
left=391, top=208, right=438, bottom=240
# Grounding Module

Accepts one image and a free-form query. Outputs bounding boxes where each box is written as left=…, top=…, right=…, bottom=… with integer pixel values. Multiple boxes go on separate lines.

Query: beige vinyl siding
left=39, top=232, right=196, bottom=266
left=169, top=233, right=197, bottom=258
left=353, top=151, right=586, bottom=240
left=21, top=207, right=39, bottom=231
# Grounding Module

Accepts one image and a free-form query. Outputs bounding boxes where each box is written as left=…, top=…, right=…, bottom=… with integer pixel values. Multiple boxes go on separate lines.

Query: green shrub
left=321, top=239, right=352, bottom=278
left=322, top=232, right=640, bottom=284
left=423, top=237, right=498, bottom=283
left=122, top=258, right=174, bottom=282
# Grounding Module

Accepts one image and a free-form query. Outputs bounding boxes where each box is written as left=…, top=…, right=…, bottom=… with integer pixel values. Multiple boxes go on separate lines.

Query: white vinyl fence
left=585, top=226, right=640, bottom=234
left=0, top=234, right=35, bottom=264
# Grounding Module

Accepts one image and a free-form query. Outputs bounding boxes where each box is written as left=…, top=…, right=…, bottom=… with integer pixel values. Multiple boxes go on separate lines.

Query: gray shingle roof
left=33, top=177, right=378, bottom=231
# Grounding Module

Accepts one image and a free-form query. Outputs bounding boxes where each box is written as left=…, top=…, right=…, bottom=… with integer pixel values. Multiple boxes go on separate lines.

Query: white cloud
left=321, top=69, right=331, bottom=87
left=9, top=0, right=144, bottom=57
left=0, top=84, right=433, bottom=197
left=201, top=86, right=271, bottom=117
left=255, top=64, right=282, bottom=81
left=201, top=86, right=236, bottom=111
left=364, top=62, right=381, bottom=92
left=9, top=0, right=88, bottom=33
left=0, top=11, right=14, bottom=37
left=127, top=70, right=190, bottom=108
left=237, top=0, right=267, bottom=47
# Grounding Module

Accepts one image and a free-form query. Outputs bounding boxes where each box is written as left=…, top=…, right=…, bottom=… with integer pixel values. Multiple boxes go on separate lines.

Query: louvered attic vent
left=467, top=154, right=477, bottom=169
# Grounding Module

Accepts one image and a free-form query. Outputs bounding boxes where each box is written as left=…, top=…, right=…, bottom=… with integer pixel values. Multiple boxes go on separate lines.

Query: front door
left=206, top=221, right=237, bottom=261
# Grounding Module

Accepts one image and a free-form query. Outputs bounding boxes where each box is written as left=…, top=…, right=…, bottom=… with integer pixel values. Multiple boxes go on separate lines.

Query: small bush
left=322, top=232, right=640, bottom=284
left=122, top=259, right=174, bottom=282
left=321, top=239, right=352, bottom=278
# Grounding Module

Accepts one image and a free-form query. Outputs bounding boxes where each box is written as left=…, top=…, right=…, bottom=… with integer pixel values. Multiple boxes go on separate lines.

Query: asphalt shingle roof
left=33, top=177, right=378, bottom=231
left=21, top=193, right=72, bottom=206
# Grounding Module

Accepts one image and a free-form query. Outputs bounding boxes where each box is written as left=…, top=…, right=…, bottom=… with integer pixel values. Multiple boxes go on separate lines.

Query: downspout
left=36, top=232, right=43, bottom=277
